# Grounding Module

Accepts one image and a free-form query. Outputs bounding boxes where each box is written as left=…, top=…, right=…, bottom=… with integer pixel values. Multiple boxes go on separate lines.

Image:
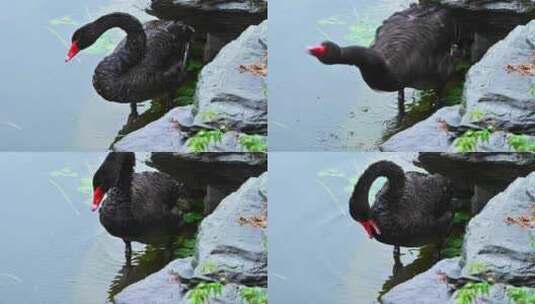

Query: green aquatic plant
left=441, top=234, right=464, bottom=258
left=453, top=211, right=471, bottom=225
left=507, top=287, right=535, bottom=304
left=187, top=129, right=224, bottom=152
left=240, top=287, right=268, bottom=304
left=174, top=235, right=196, bottom=258
left=187, top=282, right=223, bottom=304
left=239, top=134, right=267, bottom=152
left=508, top=135, right=535, bottom=152
left=183, top=212, right=204, bottom=224
left=454, top=127, right=493, bottom=152
left=443, top=83, right=464, bottom=106
left=455, top=281, right=491, bottom=304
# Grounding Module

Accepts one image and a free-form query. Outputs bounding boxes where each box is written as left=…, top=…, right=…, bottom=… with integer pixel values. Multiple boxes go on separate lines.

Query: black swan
left=308, top=5, right=461, bottom=114
left=66, top=13, right=193, bottom=118
left=92, top=152, right=185, bottom=264
left=349, top=160, right=453, bottom=263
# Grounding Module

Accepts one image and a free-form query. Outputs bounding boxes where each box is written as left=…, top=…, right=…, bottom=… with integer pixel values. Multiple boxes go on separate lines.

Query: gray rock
left=113, top=106, right=192, bottom=152
left=114, top=258, right=194, bottom=304
left=114, top=257, right=263, bottom=304
left=380, top=106, right=461, bottom=152
left=381, top=258, right=460, bottom=304
left=192, top=21, right=267, bottom=134
left=417, top=152, right=535, bottom=190
left=149, top=152, right=267, bottom=192
left=147, top=0, right=267, bottom=34
left=113, top=105, right=266, bottom=152
left=461, top=172, right=535, bottom=286
left=193, top=173, right=267, bottom=286
left=459, top=20, right=535, bottom=134
left=439, top=0, right=535, bottom=14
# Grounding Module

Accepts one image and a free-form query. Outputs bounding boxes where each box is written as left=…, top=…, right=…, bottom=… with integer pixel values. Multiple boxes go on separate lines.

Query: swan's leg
left=393, top=246, right=403, bottom=273
left=130, top=102, right=138, bottom=118
left=397, top=89, right=405, bottom=115
left=124, top=240, right=132, bottom=266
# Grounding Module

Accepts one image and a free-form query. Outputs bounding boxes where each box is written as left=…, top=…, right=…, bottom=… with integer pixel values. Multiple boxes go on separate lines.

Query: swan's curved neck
left=115, top=158, right=134, bottom=203
left=92, top=13, right=146, bottom=67
left=349, top=161, right=406, bottom=221
left=338, top=46, right=385, bottom=69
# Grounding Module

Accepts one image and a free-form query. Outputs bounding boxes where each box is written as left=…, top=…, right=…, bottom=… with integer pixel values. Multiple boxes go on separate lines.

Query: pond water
left=0, top=153, right=176, bottom=304
left=269, top=0, right=437, bottom=151
left=0, top=0, right=156, bottom=150
left=269, top=152, right=438, bottom=303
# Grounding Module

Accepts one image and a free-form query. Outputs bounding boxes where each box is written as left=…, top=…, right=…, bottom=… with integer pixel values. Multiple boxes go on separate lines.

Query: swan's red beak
left=91, top=187, right=104, bottom=212
left=359, top=220, right=381, bottom=239
left=65, top=41, right=80, bottom=63
left=308, top=45, right=327, bottom=57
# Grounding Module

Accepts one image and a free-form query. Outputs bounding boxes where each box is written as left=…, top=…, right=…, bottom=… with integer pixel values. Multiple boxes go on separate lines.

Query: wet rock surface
left=147, top=0, right=267, bottom=34
left=459, top=20, right=535, bottom=134
left=461, top=172, right=535, bottom=286
left=380, top=106, right=460, bottom=152
left=113, top=21, right=267, bottom=152
left=113, top=173, right=267, bottom=304
left=381, top=258, right=460, bottom=304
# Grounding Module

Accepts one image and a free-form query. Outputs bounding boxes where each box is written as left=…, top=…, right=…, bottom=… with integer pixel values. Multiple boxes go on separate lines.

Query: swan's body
left=67, top=13, right=193, bottom=117
left=92, top=152, right=185, bottom=264
left=309, top=5, right=461, bottom=114
left=349, top=160, right=453, bottom=260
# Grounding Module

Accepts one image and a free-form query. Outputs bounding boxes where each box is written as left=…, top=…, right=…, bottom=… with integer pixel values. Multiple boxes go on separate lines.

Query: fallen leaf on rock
left=238, top=213, right=267, bottom=229
left=505, top=63, right=535, bottom=76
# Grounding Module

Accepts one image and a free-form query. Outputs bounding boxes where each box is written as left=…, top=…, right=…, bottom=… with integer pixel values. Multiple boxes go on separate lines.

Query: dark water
left=269, top=152, right=438, bottom=304
left=0, top=0, right=154, bottom=150
left=0, top=153, right=173, bottom=304
left=269, top=0, right=433, bottom=151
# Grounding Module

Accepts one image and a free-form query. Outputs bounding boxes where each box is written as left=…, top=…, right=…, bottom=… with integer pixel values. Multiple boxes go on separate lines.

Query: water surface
left=0, top=153, right=173, bottom=304
left=269, top=0, right=432, bottom=151
left=0, top=0, right=154, bottom=150
left=269, top=152, right=438, bottom=303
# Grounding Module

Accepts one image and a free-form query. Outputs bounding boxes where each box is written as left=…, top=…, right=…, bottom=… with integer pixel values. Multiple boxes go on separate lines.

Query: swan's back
left=93, top=20, right=192, bottom=102
left=372, top=5, right=457, bottom=88
left=372, top=171, right=453, bottom=247
left=130, top=171, right=183, bottom=222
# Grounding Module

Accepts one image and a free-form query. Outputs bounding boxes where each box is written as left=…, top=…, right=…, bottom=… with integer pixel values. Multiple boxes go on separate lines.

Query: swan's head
left=307, top=41, right=341, bottom=64
left=358, top=219, right=381, bottom=239
left=66, top=25, right=97, bottom=62
left=349, top=197, right=381, bottom=239
left=91, top=152, right=135, bottom=211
